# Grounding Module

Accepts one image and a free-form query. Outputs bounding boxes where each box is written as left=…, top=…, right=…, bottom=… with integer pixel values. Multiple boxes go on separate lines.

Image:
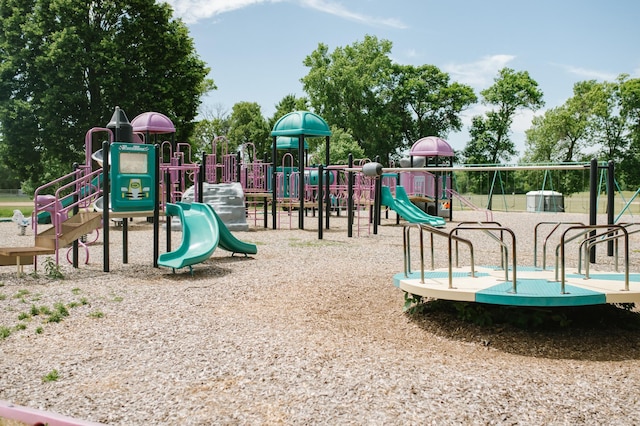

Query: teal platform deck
left=394, top=266, right=640, bottom=307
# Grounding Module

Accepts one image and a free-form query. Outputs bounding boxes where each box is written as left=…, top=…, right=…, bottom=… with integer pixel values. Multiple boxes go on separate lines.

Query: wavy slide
left=381, top=186, right=446, bottom=227
left=158, top=202, right=257, bottom=274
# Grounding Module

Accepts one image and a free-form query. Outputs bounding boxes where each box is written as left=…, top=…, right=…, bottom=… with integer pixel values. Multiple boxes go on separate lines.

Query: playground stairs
left=35, top=211, right=102, bottom=250
left=1, top=211, right=101, bottom=274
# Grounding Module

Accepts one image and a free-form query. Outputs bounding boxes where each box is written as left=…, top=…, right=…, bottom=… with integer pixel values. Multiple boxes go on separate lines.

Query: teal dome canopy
left=270, top=111, right=332, bottom=137
left=271, top=136, right=309, bottom=150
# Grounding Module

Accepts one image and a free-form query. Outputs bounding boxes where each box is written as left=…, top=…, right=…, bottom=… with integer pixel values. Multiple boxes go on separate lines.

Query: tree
left=391, top=64, right=477, bottom=144
left=619, top=77, right=640, bottom=187
left=0, top=0, right=212, bottom=192
left=302, top=35, right=398, bottom=162
left=302, top=35, right=476, bottom=164
left=226, top=102, right=270, bottom=160
left=463, top=68, right=544, bottom=165
left=268, top=94, right=310, bottom=131
left=462, top=68, right=544, bottom=197
left=308, top=126, right=364, bottom=166
left=191, top=103, right=231, bottom=158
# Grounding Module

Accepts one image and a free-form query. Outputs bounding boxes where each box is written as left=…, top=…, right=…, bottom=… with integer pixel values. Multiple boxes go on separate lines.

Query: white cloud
left=165, top=0, right=406, bottom=28
left=165, top=0, right=271, bottom=23
left=557, top=64, right=618, bottom=81
left=299, top=0, right=407, bottom=29
left=443, top=54, right=516, bottom=88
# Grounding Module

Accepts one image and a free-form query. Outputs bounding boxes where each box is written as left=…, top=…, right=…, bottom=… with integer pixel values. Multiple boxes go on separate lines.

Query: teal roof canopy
left=270, top=111, right=332, bottom=137
left=271, top=136, right=309, bottom=150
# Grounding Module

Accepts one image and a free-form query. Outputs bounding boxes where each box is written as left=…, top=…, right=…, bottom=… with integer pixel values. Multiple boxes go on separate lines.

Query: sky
left=164, top=0, right=640, bottom=157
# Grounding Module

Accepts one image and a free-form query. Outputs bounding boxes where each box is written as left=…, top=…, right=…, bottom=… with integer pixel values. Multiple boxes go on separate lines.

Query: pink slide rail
left=446, top=189, right=493, bottom=222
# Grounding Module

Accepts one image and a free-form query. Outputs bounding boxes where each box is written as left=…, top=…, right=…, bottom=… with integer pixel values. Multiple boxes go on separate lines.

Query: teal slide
left=381, top=186, right=446, bottom=227
left=158, top=202, right=220, bottom=273
left=158, top=202, right=257, bottom=273
left=204, top=204, right=258, bottom=255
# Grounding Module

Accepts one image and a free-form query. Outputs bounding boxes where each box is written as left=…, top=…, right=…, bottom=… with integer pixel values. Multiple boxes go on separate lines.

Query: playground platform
left=394, top=266, right=640, bottom=307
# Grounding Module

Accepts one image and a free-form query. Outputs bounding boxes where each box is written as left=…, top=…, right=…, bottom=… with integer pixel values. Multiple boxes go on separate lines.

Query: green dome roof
left=271, top=136, right=309, bottom=150
left=270, top=111, right=332, bottom=137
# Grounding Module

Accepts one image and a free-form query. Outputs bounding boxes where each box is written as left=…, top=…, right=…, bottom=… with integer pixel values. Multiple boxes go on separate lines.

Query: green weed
left=42, top=369, right=59, bottom=383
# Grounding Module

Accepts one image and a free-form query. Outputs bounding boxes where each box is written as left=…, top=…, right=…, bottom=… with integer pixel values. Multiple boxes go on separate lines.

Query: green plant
left=44, top=257, right=64, bottom=279
left=42, top=369, right=59, bottom=383
left=17, top=312, right=30, bottom=321
left=14, top=323, right=27, bottom=331
left=47, top=303, right=70, bottom=323
left=13, top=289, right=30, bottom=299
left=0, top=325, right=11, bottom=340
left=35, top=326, right=43, bottom=334
left=71, top=288, right=81, bottom=295
left=0, top=293, right=6, bottom=301
left=37, top=306, right=52, bottom=316
left=89, top=310, right=104, bottom=319
left=403, top=292, right=425, bottom=314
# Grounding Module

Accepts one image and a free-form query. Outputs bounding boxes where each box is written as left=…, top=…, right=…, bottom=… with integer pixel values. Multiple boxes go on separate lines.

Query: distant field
left=455, top=191, right=640, bottom=217
left=1, top=191, right=639, bottom=220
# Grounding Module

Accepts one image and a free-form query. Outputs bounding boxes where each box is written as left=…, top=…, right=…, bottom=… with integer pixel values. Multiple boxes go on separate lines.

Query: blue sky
left=165, top=0, right=640, bottom=157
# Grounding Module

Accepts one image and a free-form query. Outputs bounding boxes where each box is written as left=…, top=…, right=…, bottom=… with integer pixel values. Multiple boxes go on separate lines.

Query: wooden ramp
left=0, top=211, right=101, bottom=275
left=35, top=211, right=102, bottom=249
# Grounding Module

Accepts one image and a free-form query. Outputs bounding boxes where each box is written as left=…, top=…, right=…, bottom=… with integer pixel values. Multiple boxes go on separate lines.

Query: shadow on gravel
left=409, top=301, right=640, bottom=361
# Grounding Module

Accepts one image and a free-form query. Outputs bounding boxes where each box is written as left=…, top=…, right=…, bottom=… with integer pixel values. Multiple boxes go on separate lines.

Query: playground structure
left=379, top=161, right=640, bottom=308
left=1, top=104, right=638, bottom=299
left=0, top=107, right=257, bottom=275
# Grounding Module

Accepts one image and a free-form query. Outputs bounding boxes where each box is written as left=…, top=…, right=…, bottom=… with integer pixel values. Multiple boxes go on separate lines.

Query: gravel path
left=1, top=210, right=640, bottom=425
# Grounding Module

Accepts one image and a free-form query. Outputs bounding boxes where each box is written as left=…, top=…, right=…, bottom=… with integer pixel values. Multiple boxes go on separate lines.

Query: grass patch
left=42, top=369, right=60, bottom=383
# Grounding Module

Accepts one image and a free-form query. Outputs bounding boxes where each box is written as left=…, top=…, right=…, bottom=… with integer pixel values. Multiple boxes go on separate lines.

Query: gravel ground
left=1, top=209, right=640, bottom=425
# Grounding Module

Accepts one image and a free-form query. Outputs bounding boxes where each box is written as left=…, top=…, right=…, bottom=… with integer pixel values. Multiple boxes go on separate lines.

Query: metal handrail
left=554, top=228, right=591, bottom=282
left=559, top=224, right=630, bottom=293
left=578, top=223, right=639, bottom=277
left=455, top=222, right=503, bottom=269
left=534, top=222, right=584, bottom=269
left=402, top=223, right=475, bottom=285
left=449, top=225, right=517, bottom=293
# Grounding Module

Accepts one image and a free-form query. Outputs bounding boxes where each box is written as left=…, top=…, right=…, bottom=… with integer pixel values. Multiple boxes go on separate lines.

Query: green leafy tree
left=0, top=0, right=212, bottom=193
left=619, top=77, right=640, bottom=187
left=463, top=68, right=544, bottom=165
left=268, top=94, right=310, bottom=131
left=302, top=35, right=476, bottom=164
left=391, top=64, right=477, bottom=144
left=308, top=126, right=364, bottom=165
left=462, top=68, right=544, bottom=196
left=302, top=35, right=399, bottom=162
left=587, top=80, right=628, bottom=162
left=191, top=104, right=231, bottom=159
left=226, top=102, right=270, bottom=159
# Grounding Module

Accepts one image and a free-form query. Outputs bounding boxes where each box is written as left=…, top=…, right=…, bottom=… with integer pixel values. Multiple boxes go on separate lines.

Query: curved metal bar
left=554, top=229, right=591, bottom=282
left=402, top=224, right=474, bottom=289
left=560, top=224, right=630, bottom=293
left=456, top=221, right=503, bottom=269
left=450, top=225, right=517, bottom=293
left=534, top=222, right=584, bottom=269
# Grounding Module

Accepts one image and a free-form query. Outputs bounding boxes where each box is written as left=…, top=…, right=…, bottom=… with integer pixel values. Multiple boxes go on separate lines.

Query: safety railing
left=534, top=221, right=585, bottom=270
left=402, top=223, right=475, bottom=287
left=454, top=222, right=505, bottom=270
left=558, top=224, right=630, bottom=293
left=451, top=225, right=517, bottom=293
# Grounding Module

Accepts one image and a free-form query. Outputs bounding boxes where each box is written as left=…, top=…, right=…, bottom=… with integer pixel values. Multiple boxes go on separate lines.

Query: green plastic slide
left=204, top=204, right=257, bottom=255
left=381, top=186, right=445, bottom=227
left=158, top=202, right=220, bottom=272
